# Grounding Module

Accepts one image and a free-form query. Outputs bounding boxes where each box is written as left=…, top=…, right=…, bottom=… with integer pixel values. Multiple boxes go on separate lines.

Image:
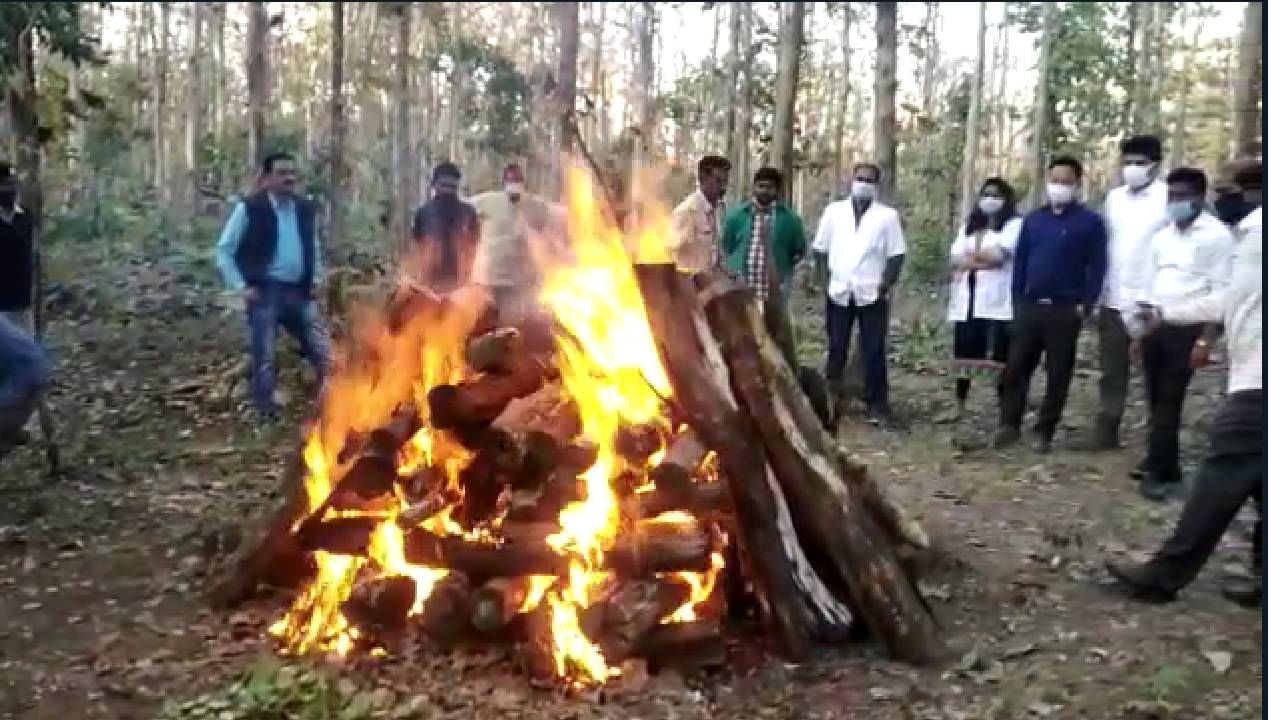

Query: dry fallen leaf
left=1202, top=650, right=1232, bottom=675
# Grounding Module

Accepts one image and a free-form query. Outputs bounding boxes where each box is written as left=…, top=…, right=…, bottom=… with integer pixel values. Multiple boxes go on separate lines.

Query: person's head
left=966, top=176, right=1017, bottom=234
left=260, top=152, right=298, bottom=196
left=696, top=155, right=732, bottom=203
left=502, top=163, right=525, bottom=200
left=752, top=166, right=783, bottom=206
left=1045, top=155, right=1083, bottom=208
left=1234, top=160, right=1263, bottom=207
left=1165, top=166, right=1208, bottom=228
left=432, top=161, right=462, bottom=200
left=850, top=163, right=882, bottom=201
left=1118, top=135, right=1162, bottom=190
left=0, top=162, right=17, bottom=207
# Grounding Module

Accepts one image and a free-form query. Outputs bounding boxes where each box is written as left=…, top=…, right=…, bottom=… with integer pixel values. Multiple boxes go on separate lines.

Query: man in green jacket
left=720, top=166, right=807, bottom=370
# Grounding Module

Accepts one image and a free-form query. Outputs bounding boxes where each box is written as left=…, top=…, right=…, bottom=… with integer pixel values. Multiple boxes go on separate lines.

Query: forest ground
left=0, top=250, right=1262, bottom=720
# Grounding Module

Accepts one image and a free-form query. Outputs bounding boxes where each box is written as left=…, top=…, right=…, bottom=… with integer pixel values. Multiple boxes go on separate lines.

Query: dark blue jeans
left=824, top=298, right=889, bottom=411
left=0, top=312, right=49, bottom=441
left=246, top=282, right=329, bottom=415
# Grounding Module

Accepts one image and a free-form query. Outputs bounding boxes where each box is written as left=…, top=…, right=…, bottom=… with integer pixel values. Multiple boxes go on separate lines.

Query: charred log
left=469, top=577, right=536, bottom=635
left=634, top=620, right=725, bottom=672
left=650, top=425, right=708, bottom=497
left=341, top=574, right=417, bottom=637
left=415, top=571, right=473, bottom=645
left=465, top=327, right=524, bottom=374
left=427, top=356, right=551, bottom=430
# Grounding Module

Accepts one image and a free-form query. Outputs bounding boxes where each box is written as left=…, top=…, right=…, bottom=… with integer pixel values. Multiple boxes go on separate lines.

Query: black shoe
left=1032, top=435, right=1052, bottom=455
left=1129, top=457, right=1150, bottom=481
left=1221, top=579, right=1262, bottom=609
left=1103, top=561, right=1177, bottom=604
left=993, top=426, right=1020, bottom=449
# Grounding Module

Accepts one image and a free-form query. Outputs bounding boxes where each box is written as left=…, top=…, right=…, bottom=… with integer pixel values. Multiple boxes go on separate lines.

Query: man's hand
left=1129, top=339, right=1144, bottom=365
left=878, top=282, right=893, bottom=301
left=1189, top=339, right=1212, bottom=369
left=1076, top=304, right=1093, bottom=321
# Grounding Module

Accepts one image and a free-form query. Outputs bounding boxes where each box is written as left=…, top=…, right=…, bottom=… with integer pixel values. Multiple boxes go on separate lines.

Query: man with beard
left=669, top=155, right=731, bottom=274
left=720, top=166, right=807, bottom=372
left=409, top=162, right=480, bottom=293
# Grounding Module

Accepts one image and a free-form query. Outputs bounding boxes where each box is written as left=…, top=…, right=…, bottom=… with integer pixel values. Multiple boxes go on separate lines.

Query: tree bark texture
left=185, top=0, right=203, bottom=222
left=247, top=1, right=269, bottom=177
left=770, top=0, right=804, bottom=204
left=328, top=1, right=347, bottom=249
left=873, top=2, right=898, bottom=204
left=1027, top=1, right=1056, bottom=208
left=1232, top=1, right=1262, bottom=158
left=391, top=3, right=413, bottom=253
left=956, top=1, right=987, bottom=231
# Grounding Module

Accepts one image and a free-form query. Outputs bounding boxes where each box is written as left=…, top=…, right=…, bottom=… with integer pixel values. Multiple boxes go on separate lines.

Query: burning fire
left=269, top=163, right=725, bottom=687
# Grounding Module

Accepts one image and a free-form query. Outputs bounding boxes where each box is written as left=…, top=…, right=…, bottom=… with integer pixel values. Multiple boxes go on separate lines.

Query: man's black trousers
left=998, top=302, right=1082, bottom=439
left=1140, top=323, right=1204, bottom=487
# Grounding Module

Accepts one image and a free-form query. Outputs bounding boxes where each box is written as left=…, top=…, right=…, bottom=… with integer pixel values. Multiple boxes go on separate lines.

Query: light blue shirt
left=214, top=193, right=314, bottom=291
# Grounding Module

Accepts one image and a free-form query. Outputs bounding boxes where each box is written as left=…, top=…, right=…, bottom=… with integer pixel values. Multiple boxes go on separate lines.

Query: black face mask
left=1213, top=193, right=1257, bottom=227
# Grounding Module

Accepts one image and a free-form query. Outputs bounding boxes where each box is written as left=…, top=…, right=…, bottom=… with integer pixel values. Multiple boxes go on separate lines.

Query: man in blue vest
left=215, top=152, right=328, bottom=420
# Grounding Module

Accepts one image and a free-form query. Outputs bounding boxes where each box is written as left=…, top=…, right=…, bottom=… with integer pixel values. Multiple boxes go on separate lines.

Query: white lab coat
left=945, top=217, right=1022, bottom=323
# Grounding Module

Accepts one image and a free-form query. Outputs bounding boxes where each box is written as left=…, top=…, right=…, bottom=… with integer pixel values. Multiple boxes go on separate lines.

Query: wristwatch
left=1194, top=338, right=1211, bottom=348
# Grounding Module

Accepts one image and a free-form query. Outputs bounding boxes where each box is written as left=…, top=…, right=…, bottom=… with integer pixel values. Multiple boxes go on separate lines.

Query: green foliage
left=1146, top=664, right=1193, bottom=704
left=155, top=657, right=429, bottom=720
left=0, top=2, right=102, bottom=70
left=898, top=75, right=969, bottom=284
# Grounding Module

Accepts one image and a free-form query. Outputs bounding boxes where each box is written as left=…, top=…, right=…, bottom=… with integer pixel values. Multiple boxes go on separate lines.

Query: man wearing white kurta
left=1126, top=167, right=1234, bottom=502
left=812, top=163, right=906, bottom=422
left=1106, top=173, right=1261, bottom=606
left=1090, top=135, right=1168, bottom=449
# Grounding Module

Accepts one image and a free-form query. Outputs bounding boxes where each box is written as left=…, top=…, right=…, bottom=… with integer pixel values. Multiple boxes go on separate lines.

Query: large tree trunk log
left=634, top=619, right=726, bottom=671
left=650, top=425, right=707, bottom=496
left=427, top=355, right=552, bottom=429
left=207, top=450, right=311, bottom=607
left=623, top=480, right=730, bottom=519
left=402, top=527, right=712, bottom=582
left=599, top=578, right=688, bottom=663
left=698, top=272, right=940, bottom=664
left=469, top=576, right=538, bottom=635
left=634, top=263, right=852, bottom=659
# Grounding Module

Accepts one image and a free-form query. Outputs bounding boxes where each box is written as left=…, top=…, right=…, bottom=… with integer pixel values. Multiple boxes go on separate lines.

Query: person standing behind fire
left=408, top=162, right=479, bottom=293
left=720, top=166, right=807, bottom=372
left=470, top=163, right=553, bottom=324
left=668, top=155, right=731, bottom=274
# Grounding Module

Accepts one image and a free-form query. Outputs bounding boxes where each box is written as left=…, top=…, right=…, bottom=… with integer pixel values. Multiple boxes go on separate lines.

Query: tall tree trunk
left=734, top=4, right=755, bottom=197
left=153, top=2, right=170, bottom=202
left=391, top=3, right=412, bottom=254
left=247, top=1, right=269, bottom=179
left=994, top=4, right=1010, bottom=176
left=1232, top=1, right=1262, bottom=158
left=1121, top=1, right=1138, bottom=135
left=956, top=2, right=987, bottom=231
left=919, top=2, right=940, bottom=119
left=329, top=1, right=347, bottom=250
left=1147, top=2, right=1166, bottom=134
left=831, top=3, right=852, bottom=198
left=770, top=1, right=804, bottom=204
left=631, top=3, right=656, bottom=187
left=1026, top=1, right=1057, bottom=208
left=591, top=2, right=607, bottom=154
left=1169, top=7, right=1202, bottom=168
left=553, top=1, right=579, bottom=163
left=873, top=1, right=898, bottom=204
left=186, top=0, right=203, bottom=223
left=722, top=2, right=745, bottom=162
left=211, top=2, right=226, bottom=150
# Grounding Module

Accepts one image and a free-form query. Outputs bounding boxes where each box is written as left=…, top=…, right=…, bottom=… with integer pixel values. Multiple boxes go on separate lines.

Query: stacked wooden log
left=209, top=268, right=939, bottom=686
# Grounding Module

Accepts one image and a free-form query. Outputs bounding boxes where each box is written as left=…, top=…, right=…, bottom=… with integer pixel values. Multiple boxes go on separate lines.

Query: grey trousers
left=1096, top=307, right=1130, bottom=435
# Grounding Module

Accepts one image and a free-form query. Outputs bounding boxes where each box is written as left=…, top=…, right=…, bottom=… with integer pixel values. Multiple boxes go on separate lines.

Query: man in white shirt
left=812, top=162, right=906, bottom=424
left=668, top=155, right=730, bottom=274
left=1105, top=162, right=1262, bottom=607
left=1088, top=135, right=1167, bottom=450
left=1127, top=167, right=1234, bottom=501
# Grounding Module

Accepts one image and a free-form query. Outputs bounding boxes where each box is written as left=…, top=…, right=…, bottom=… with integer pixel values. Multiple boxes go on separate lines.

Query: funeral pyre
left=211, top=166, right=939, bottom=690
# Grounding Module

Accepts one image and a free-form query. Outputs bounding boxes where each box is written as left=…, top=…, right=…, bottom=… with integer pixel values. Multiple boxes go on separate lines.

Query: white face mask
left=1045, top=182, right=1076, bottom=206
left=977, top=196, right=1004, bottom=216
left=1122, top=163, right=1152, bottom=189
left=850, top=181, right=876, bottom=199
left=504, top=182, right=524, bottom=199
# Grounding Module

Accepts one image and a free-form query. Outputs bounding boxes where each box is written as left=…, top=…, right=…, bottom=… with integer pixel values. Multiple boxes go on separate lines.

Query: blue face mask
left=1166, top=200, right=1198, bottom=224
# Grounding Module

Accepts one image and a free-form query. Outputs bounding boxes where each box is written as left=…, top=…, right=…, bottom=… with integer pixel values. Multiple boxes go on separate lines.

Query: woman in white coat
left=947, top=177, right=1022, bottom=416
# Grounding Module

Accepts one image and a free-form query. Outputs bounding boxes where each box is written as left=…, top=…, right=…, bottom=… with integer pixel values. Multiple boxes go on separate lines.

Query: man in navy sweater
left=995, top=156, right=1108, bottom=453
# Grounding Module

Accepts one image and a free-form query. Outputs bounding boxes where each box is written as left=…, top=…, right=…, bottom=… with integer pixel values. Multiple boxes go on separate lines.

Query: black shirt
left=411, top=197, right=480, bottom=291
left=0, top=208, right=33, bottom=311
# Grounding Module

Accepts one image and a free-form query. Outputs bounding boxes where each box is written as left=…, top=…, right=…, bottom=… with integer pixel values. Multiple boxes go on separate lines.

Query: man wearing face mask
left=471, top=163, right=553, bottom=325
left=995, top=156, right=1107, bottom=453
left=1085, top=135, right=1167, bottom=451
left=408, top=162, right=480, bottom=293
left=721, top=166, right=808, bottom=372
left=1210, top=161, right=1261, bottom=232
left=1124, top=167, right=1234, bottom=502
left=1104, top=162, right=1263, bottom=606
left=812, top=163, right=906, bottom=425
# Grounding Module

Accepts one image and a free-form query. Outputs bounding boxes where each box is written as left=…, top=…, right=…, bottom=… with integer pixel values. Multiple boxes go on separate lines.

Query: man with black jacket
left=408, top=162, right=480, bottom=293
left=215, top=152, right=328, bottom=420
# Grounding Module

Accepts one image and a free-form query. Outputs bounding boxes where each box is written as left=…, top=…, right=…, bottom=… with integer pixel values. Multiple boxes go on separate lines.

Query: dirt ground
left=0, top=261, right=1262, bottom=720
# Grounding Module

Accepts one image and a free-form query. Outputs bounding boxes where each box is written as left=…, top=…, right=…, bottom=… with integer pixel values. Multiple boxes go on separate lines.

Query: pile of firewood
left=209, top=264, right=940, bottom=685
